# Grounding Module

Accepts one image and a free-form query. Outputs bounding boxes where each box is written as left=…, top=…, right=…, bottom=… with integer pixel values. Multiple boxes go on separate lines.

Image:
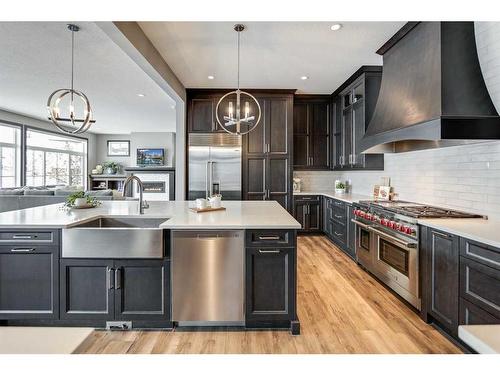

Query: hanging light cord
left=237, top=28, right=240, bottom=90
left=71, top=27, right=74, bottom=92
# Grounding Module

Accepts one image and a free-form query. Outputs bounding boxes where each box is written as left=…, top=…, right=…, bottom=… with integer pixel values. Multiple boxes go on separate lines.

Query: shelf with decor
left=89, top=175, right=127, bottom=192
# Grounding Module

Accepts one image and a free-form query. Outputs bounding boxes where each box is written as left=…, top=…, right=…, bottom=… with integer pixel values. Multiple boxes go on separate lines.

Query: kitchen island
left=0, top=201, right=301, bottom=334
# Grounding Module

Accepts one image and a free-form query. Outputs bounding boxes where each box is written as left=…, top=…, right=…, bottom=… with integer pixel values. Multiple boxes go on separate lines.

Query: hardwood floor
left=74, top=235, right=461, bottom=354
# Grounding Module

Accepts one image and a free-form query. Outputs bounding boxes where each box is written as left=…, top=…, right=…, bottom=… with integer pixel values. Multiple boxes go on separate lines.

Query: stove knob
left=406, top=227, right=414, bottom=235
left=400, top=225, right=407, bottom=233
left=389, top=220, right=396, bottom=229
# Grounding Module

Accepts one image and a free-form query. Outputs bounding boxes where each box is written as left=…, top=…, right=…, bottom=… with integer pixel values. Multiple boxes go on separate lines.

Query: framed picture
left=107, top=140, right=130, bottom=157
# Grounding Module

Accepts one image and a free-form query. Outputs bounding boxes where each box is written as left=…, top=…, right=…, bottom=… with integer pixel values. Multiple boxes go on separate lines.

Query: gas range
left=351, top=200, right=482, bottom=311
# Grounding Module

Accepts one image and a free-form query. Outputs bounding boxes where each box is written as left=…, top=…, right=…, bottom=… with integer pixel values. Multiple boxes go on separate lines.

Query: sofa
left=0, top=187, right=124, bottom=213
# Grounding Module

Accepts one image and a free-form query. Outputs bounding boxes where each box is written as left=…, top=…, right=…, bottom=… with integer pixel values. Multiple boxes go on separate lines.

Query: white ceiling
left=0, top=22, right=176, bottom=134
left=139, top=22, right=406, bottom=94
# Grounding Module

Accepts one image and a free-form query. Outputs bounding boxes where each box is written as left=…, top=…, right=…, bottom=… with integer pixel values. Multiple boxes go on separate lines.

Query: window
left=25, top=129, right=87, bottom=188
left=0, top=123, right=21, bottom=188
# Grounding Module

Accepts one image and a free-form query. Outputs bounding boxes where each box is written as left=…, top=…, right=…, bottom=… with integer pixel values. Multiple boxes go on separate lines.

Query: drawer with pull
left=327, top=219, right=346, bottom=245
left=294, top=195, right=321, bottom=203
left=246, top=229, right=295, bottom=247
left=460, top=237, right=500, bottom=271
left=332, top=206, right=347, bottom=223
left=0, top=245, right=59, bottom=256
left=0, top=230, right=59, bottom=245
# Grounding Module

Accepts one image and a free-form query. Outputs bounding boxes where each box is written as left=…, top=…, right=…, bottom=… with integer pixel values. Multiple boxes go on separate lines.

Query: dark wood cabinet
left=114, top=260, right=170, bottom=321
left=332, top=66, right=384, bottom=171
left=422, top=228, right=460, bottom=334
left=60, top=259, right=170, bottom=324
left=245, top=247, right=295, bottom=323
left=60, top=259, right=115, bottom=321
left=0, top=245, right=59, bottom=320
left=459, top=257, right=500, bottom=319
left=421, top=225, right=500, bottom=343
left=293, top=96, right=330, bottom=170
left=243, top=92, right=294, bottom=211
left=346, top=204, right=356, bottom=259
left=186, top=89, right=293, bottom=211
left=320, top=197, right=356, bottom=259
left=189, top=97, right=217, bottom=132
left=460, top=297, right=500, bottom=325
left=294, top=195, right=321, bottom=232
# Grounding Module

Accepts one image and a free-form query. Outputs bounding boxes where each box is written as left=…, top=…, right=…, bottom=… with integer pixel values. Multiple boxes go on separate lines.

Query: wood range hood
left=360, top=22, right=500, bottom=154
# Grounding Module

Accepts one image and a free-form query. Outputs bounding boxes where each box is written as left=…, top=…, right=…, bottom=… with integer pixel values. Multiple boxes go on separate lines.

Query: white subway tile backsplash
left=294, top=141, right=500, bottom=219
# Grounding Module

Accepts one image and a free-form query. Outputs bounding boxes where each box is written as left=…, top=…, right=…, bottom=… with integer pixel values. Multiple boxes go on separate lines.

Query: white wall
left=0, top=109, right=98, bottom=173
left=94, top=132, right=175, bottom=171
left=294, top=141, right=500, bottom=219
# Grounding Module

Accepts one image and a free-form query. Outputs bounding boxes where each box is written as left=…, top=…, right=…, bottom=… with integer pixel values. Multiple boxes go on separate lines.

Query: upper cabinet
left=293, top=96, right=330, bottom=170
left=187, top=90, right=226, bottom=133
left=332, top=66, right=384, bottom=171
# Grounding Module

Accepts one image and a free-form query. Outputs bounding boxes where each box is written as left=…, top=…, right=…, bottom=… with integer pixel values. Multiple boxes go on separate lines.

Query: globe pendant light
left=47, top=24, right=95, bottom=134
left=215, top=24, right=261, bottom=135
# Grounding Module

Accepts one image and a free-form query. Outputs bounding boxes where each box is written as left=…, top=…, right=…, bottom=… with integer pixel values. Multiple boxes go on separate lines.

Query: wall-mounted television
left=137, top=148, right=165, bottom=166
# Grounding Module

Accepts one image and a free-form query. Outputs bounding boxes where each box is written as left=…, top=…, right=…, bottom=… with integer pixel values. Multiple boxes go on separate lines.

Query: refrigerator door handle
left=205, top=161, right=210, bottom=199
left=210, top=161, right=215, bottom=197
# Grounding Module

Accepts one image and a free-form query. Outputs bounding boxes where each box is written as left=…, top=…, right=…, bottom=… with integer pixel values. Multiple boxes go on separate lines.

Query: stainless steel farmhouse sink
left=62, top=217, right=168, bottom=258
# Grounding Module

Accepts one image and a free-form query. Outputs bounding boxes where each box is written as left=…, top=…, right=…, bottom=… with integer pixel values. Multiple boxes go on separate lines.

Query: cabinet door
left=294, top=201, right=307, bottom=231
left=267, top=156, right=290, bottom=211
left=307, top=202, right=321, bottom=231
left=244, top=98, right=267, bottom=155
left=333, top=97, right=344, bottom=168
left=342, top=108, right=353, bottom=166
left=189, top=98, right=215, bottom=132
left=246, top=247, right=295, bottom=322
left=294, top=135, right=309, bottom=168
left=427, top=229, right=459, bottom=333
left=243, top=157, right=266, bottom=201
left=114, top=260, right=170, bottom=321
left=352, top=100, right=366, bottom=168
left=267, top=98, right=289, bottom=155
left=60, top=259, right=115, bottom=321
left=293, top=102, right=309, bottom=135
left=0, top=246, right=58, bottom=319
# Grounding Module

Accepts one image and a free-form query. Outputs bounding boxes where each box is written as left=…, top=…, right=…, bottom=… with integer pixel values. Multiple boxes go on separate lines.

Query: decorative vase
left=105, top=167, right=116, bottom=175
left=335, top=188, right=346, bottom=194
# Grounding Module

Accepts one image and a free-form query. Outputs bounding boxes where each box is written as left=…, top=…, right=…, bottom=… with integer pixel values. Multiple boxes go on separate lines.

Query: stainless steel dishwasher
left=171, top=230, right=244, bottom=325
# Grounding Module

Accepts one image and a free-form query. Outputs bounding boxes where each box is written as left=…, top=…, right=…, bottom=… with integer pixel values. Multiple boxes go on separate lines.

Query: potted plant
left=103, top=161, right=120, bottom=175
left=335, top=180, right=346, bottom=194
left=63, top=191, right=101, bottom=209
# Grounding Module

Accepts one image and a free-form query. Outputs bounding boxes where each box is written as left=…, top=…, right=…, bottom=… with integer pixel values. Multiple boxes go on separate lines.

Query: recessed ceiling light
left=330, top=24, right=342, bottom=31
left=300, top=76, right=309, bottom=80
left=208, top=75, right=215, bottom=80
left=137, top=93, right=145, bottom=97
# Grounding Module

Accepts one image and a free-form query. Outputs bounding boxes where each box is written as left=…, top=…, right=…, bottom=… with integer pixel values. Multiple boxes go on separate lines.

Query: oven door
left=371, top=227, right=420, bottom=309
left=352, top=219, right=375, bottom=270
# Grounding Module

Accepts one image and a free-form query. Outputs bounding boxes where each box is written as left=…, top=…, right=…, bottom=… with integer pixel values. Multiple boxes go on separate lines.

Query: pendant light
left=215, top=24, right=261, bottom=135
left=47, top=24, right=95, bottom=134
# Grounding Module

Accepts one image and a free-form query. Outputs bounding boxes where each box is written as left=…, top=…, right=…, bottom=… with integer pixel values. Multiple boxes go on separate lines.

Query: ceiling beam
left=96, top=21, right=186, bottom=102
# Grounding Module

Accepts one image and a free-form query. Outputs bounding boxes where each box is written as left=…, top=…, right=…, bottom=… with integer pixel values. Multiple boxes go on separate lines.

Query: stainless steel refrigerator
left=188, top=133, right=242, bottom=200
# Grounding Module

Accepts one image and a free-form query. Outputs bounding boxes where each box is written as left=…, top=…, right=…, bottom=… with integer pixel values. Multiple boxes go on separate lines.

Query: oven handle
left=351, top=219, right=374, bottom=230
left=370, top=226, right=417, bottom=249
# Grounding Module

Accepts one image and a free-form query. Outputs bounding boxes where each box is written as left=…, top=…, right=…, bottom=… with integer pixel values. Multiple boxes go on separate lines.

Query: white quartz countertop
left=293, top=191, right=372, bottom=204
left=0, top=200, right=301, bottom=230
left=418, top=217, right=500, bottom=249
left=458, top=325, right=500, bottom=353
